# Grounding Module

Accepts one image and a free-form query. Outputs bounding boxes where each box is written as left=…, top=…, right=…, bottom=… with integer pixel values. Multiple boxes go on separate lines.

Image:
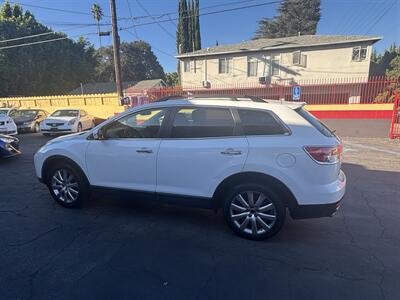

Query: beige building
left=176, top=35, right=382, bottom=88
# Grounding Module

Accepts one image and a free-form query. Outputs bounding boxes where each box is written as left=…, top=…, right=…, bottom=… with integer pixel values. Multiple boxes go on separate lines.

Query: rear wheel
left=45, top=163, right=89, bottom=207
left=223, top=183, right=286, bottom=240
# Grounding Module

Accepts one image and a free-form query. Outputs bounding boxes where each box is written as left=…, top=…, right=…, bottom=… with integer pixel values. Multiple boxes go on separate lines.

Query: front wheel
left=223, top=183, right=286, bottom=240
left=45, top=163, right=89, bottom=208
left=77, top=123, right=82, bottom=132
left=33, top=123, right=40, bottom=133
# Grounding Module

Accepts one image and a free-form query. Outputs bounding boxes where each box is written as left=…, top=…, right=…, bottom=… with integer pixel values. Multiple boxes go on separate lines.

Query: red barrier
left=389, top=89, right=400, bottom=139
left=126, top=76, right=399, bottom=105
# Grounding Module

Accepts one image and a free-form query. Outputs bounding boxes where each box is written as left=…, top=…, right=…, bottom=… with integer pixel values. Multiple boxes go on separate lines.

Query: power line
left=365, top=0, right=396, bottom=34
left=120, top=0, right=281, bottom=31
left=14, top=1, right=111, bottom=18
left=0, top=32, right=97, bottom=51
left=119, top=0, right=259, bottom=21
left=135, top=0, right=175, bottom=40
left=125, top=0, right=139, bottom=39
left=0, top=24, right=100, bottom=44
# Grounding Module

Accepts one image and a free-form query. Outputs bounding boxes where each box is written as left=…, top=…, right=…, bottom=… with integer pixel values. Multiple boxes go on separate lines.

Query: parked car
left=0, top=134, right=20, bottom=158
left=10, top=109, right=48, bottom=133
left=0, top=108, right=18, bottom=135
left=40, top=109, right=95, bottom=136
left=34, top=95, right=346, bottom=240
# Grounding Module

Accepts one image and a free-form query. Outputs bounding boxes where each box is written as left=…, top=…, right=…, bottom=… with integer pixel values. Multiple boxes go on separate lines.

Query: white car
left=0, top=108, right=18, bottom=135
left=40, top=109, right=95, bottom=136
left=34, top=96, right=346, bottom=240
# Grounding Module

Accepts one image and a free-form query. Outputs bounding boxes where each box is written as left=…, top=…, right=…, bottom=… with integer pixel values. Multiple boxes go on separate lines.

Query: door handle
left=136, top=148, right=153, bottom=154
left=221, top=148, right=242, bottom=155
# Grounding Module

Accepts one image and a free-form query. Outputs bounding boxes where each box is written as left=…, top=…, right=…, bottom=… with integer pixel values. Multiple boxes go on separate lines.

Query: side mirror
left=92, top=128, right=105, bottom=140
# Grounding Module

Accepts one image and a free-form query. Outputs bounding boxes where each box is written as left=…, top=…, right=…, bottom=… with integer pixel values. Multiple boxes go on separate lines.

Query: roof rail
left=155, top=94, right=267, bottom=103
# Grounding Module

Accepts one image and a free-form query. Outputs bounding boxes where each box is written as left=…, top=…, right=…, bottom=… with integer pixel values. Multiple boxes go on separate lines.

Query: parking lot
left=0, top=133, right=399, bottom=300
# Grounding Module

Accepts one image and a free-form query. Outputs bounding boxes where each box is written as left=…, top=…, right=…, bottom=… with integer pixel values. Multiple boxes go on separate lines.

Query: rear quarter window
left=237, top=109, right=288, bottom=135
left=296, top=108, right=335, bottom=137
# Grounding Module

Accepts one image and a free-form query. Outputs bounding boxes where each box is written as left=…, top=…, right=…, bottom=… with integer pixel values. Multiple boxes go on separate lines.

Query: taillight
left=304, top=144, right=343, bottom=164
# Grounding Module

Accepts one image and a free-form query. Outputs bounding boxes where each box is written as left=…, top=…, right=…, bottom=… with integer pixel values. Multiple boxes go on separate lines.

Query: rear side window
left=238, top=109, right=288, bottom=135
left=171, top=107, right=235, bottom=138
left=296, top=108, right=335, bottom=137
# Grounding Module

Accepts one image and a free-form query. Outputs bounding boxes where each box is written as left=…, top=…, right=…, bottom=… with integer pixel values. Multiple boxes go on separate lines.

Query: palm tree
left=91, top=3, right=104, bottom=46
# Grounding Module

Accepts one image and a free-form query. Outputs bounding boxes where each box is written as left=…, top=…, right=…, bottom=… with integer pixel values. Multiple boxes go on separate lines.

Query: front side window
left=102, top=108, right=167, bottom=139
left=238, top=109, right=288, bottom=135
left=247, top=57, right=258, bottom=77
left=219, top=58, right=232, bottom=74
left=171, top=107, right=235, bottom=138
left=352, top=46, right=368, bottom=61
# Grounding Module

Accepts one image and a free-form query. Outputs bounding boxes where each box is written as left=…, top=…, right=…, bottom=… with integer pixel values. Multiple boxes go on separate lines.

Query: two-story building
left=176, top=35, right=382, bottom=88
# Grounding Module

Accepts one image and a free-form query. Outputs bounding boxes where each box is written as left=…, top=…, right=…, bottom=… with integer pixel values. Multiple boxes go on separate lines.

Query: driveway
left=0, top=134, right=399, bottom=300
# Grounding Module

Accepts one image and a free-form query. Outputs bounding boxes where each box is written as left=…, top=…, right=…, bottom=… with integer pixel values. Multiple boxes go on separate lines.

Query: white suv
left=34, top=96, right=346, bottom=240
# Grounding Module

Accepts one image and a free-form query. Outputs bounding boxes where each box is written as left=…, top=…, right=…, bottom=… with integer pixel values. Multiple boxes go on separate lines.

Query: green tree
left=91, top=3, right=104, bottom=47
left=386, top=55, right=400, bottom=78
left=165, top=72, right=179, bottom=86
left=370, top=44, right=399, bottom=76
left=177, top=0, right=189, bottom=54
left=254, top=0, right=321, bottom=39
left=193, top=0, right=201, bottom=51
left=0, top=1, right=98, bottom=96
left=96, top=41, right=165, bottom=82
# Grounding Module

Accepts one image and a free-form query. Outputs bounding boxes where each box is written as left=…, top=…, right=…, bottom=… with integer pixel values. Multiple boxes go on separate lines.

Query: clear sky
left=5, top=0, right=400, bottom=72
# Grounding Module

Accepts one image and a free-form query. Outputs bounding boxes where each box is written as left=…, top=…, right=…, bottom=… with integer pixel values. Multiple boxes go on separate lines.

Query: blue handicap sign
left=293, top=85, right=301, bottom=101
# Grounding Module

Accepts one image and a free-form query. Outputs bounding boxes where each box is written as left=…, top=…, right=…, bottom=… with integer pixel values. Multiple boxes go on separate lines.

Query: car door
left=86, top=107, right=168, bottom=192
left=156, top=106, right=248, bottom=199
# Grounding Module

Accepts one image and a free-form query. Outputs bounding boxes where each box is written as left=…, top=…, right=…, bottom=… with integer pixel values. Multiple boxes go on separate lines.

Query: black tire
left=45, top=162, right=90, bottom=208
left=223, top=183, right=286, bottom=240
left=77, top=123, right=82, bottom=132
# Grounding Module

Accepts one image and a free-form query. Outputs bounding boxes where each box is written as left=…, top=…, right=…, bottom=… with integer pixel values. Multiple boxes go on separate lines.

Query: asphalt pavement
left=0, top=134, right=399, bottom=300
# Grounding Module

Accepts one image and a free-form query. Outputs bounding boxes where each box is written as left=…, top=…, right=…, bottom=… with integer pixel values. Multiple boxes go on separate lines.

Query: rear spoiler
left=261, top=99, right=306, bottom=110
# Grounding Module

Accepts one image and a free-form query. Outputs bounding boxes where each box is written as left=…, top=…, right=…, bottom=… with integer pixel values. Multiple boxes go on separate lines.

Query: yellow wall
left=0, top=93, right=124, bottom=119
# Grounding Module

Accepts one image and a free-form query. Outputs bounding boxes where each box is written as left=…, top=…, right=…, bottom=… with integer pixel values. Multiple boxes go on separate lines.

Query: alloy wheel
left=51, top=169, right=79, bottom=203
left=229, top=191, right=277, bottom=236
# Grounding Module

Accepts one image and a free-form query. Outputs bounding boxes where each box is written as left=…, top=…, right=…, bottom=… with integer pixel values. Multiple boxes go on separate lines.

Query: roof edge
left=176, top=36, right=383, bottom=59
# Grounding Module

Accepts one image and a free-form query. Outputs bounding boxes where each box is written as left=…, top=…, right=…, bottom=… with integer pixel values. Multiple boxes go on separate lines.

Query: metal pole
left=110, top=0, right=123, bottom=99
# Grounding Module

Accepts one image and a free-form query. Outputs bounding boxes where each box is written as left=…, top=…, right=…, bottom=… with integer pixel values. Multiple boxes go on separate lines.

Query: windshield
left=51, top=110, right=79, bottom=117
left=0, top=109, right=9, bottom=116
left=10, top=110, right=38, bottom=118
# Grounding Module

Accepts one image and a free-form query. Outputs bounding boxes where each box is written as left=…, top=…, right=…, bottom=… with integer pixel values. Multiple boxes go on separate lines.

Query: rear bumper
left=290, top=197, right=343, bottom=219
left=289, top=169, right=346, bottom=219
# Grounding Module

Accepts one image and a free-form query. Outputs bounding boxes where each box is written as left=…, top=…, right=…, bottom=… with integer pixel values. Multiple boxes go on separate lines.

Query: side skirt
left=91, top=186, right=216, bottom=209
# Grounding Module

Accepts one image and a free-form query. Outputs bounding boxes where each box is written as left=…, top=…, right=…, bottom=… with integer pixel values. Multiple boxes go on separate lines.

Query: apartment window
left=247, top=57, right=258, bottom=77
left=183, top=60, right=190, bottom=72
left=218, top=58, right=232, bottom=74
left=293, top=51, right=307, bottom=67
left=352, top=46, right=368, bottom=62
left=271, top=56, right=280, bottom=76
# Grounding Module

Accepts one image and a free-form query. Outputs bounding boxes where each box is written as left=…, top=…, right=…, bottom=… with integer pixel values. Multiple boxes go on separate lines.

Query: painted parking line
left=344, top=142, right=400, bottom=156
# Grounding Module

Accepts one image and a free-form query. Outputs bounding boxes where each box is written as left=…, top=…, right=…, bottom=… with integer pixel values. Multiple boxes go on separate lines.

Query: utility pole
left=109, top=0, right=123, bottom=99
